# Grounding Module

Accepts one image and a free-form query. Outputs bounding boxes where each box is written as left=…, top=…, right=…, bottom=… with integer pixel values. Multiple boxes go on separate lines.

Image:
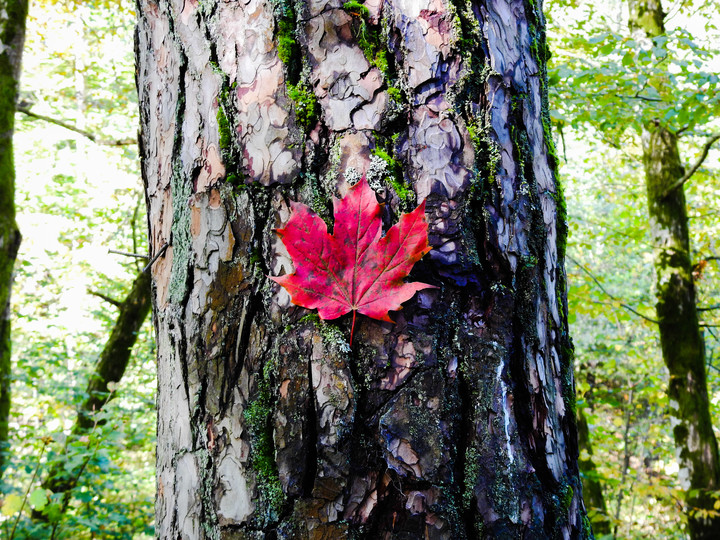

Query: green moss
left=299, top=313, right=320, bottom=324
left=318, top=320, right=351, bottom=354
left=243, top=361, right=284, bottom=524
left=273, top=0, right=300, bottom=84
left=343, top=1, right=369, bottom=17
left=387, top=85, right=403, bottom=103
left=215, top=75, right=246, bottom=187
left=217, top=106, right=232, bottom=152
left=277, top=17, right=296, bottom=68
left=463, top=445, right=480, bottom=509
left=287, top=82, right=320, bottom=131
left=342, top=1, right=390, bottom=76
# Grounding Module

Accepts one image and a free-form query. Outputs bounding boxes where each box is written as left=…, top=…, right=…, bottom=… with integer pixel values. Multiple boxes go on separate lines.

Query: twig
left=662, top=132, right=720, bottom=198
left=568, top=255, right=660, bottom=324
left=108, top=249, right=148, bottom=259
left=16, top=107, right=136, bottom=146
left=87, top=290, right=122, bottom=308
left=49, top=402, right=109, bottom=540
left=698, top=305, right=720, bottom=312
left=143, top=242, right=169, bottom=273
left=9, top=439, right=50, bottom=540
left=618, top=94, right=664, bottom=103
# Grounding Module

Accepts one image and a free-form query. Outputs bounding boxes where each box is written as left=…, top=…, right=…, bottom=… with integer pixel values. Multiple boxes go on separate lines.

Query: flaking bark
left=137, top=0, right=589, bottom=538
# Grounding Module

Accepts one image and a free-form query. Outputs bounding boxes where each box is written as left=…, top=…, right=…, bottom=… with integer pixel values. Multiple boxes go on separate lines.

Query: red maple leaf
left=271, top=177, right=434, bottom=343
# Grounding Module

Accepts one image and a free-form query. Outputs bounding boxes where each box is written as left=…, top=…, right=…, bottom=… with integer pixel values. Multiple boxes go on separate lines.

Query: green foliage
left=1, top=1, right=154, bottom=538
left=546, top=0, right=720, bottom=536
left=549, top=6, right=720, bottom=141
left=287, top=82, right=320, bottom=132
left=342, top=1, right=390, bottom=75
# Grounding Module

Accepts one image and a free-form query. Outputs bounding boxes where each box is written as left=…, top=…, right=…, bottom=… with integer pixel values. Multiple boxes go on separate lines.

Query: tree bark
left=0, top=0, right=28, bottom=479
left=630, top=2, right=720, bottom=537
left=136, top=0, right=589, bottom=538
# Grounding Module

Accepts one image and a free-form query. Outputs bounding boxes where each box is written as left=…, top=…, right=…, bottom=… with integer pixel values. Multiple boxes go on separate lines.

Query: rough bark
left=0, top=0, right=28, bottom=478
left=630, top=1, right=720, bottom=537
left=136, top=0, right=589, bottom=538
left=42, top=271, right=152, bottom=496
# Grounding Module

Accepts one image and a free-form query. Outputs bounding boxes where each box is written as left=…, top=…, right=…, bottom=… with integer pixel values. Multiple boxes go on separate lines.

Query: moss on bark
left=0, top=0, right=28, bottom=477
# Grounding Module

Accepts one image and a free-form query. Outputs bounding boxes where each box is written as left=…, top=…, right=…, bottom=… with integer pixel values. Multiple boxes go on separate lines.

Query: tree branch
left=87, top=289, right=122, bottom=308
left=568, top=255, right=660, bottom=324
left=16, top=106, right=136, bottom=147
left=662, top=132, right=720, bottom=198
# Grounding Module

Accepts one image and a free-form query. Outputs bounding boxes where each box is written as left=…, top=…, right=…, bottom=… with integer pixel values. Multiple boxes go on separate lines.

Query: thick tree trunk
left=136, top=0, right=589, bottom=538
left=0, top=0, right=27, bottom=478
left=630, top=1, right=720, bottom=537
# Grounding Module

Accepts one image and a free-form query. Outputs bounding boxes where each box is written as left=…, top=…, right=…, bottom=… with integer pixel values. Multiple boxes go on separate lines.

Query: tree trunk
left=136, top=0, right=589, bottom=538
left=630, top=1, right=720, bottom=537
left=576, top=408, right=610, bottom=536
left=0, top=0, right=28, bottom=478
left=642, top=125, right=720, bottom=538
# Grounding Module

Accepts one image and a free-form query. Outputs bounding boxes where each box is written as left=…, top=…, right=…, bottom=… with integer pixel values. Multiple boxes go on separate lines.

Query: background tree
left=548, top=0, right=720, bottom=536
left=0, top=0, right=28, bottom=478
left=137, top=0, right=588, bottom=537
left=1, top=1, right=155, bottom=537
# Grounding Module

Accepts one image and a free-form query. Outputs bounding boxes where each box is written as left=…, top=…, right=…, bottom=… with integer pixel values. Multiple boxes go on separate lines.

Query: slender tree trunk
left=630, top=1, right=720, bottom=536
left=577, top=408, right=610, bottom=536
left=41, top=271, right=152, bottom=503
left=137, top=1, right=589, bottom=538
left=642, top=125, right=720, bottom=538
left=0, top=0, right=28, bottom=478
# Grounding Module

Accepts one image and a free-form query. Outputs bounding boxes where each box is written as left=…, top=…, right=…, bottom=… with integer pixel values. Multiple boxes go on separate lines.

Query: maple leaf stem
left=351, top=310, right=357, bottom=346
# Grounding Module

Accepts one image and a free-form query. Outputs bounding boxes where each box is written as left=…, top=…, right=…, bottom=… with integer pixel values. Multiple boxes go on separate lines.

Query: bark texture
left=631, top=1, right=720, bottom=537
left=0, top=0, right=27, bottom=478
left=136, top=0, right=588, bottom=537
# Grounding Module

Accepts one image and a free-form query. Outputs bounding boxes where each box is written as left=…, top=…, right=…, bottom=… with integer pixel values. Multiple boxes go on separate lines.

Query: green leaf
left=1, top=493, right=24, bottom=516
left=29, top=488, right=48, bottom=511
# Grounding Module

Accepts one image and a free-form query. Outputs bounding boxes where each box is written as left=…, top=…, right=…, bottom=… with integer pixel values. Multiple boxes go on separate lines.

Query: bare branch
left=16, top=107, right=136, bottom=147
left=143, top=242, right=169, bottom=273
left=108, top=248, right=148, bottom=260
left=618, top=94, right=663, bottom=103
left=698, top=305, right=720, bottom=312
left=87, top=290, right=122, bottom=308
left=568, top=255, right=660, bottom=324
left=662, top=132, right=720, bottom=198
